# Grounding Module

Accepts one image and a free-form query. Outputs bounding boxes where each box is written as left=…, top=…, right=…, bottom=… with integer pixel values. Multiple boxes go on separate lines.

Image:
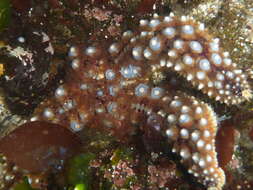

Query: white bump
left=108, top=85, right=116, bottom=96
left=181, top=106, right=190, bottom=113
left=71, top=59, right=79, bottom=69
left=182, top=25, right=194, bottom=35
left=80, top=83, right=88, bottom=90
left=43, top=108, right=54, bottom=119
left=149, top=19, right=160, bottom=28
left=195, top=106, right=203, bottom=114
left=235, top=77, right=241, bottom=82
left=234, top=69, right=242, bottom=74
left=160, top=59, right=166, bottom=67
left=167, top=114, right=176, bottom=123
left=173, top=40, right=184, bottom=49
left=139, top=19, right=149, bottom=26
left=68, top=46, right=78, bottom=57
left=180, top=128, right=189, bottom=139
left=96, top=107, right=105, bottom=113
left=135, top=84, right=149, bottom=97
left=108, top=43, right=119, bottom=54
left=79, top=113, right=88, bottom=122
left=199, top=159, right=206, bottom=168
left=198, top=23, right=205, bottom=30
left=149, top=36, right=161, bottom=51
left=205, top=144, right=212, bottom=151
left=208, top=81, right=213, bottom=87
left=180, top=148, right=190, bottom=159
left=214, top=81, right=223, bottom=89
left=107, top=102, right=117, bottom=113
left=130, top=37, right=136, bottom=43
left=174, top=64, right=182, bottom=71
left=199, top=118, right=208, bottom=126
left=241, top=74, right=246, bottom=79
left=196, top=71, right=206, bottom=80
left=179, top=114, right=191, bottom=124
left=166, top=61, right=173, bottom=68
left=120, top=65, right=140, bottom=78
left=189, top=41, right=203, bottom=53
left=198, top=83, right=204, bottom=90
left=209, top=42, right=219, bottom=52
left=70, top=120, right=84, bottom=132
left=64, top=99, right=75, bottom=110
left=199, top=59, right=211, bottom=71
left=18, top=36, right=25, bottom=43
left=164, top=16, right=173, bottom=22
left=180, top=15, right=188, bottom=22
left=203, top=130, right=211, bottom=138
left=223, top=51, right=229, bottom=57
left=192, top=153, right=200, bottom=163
left=140, top=31, right=148, bottom=37
left=144, top=48, right=152, bottom=59
left=197, top=139, right=205, bottom=148
left=214, top=38, right=220, bottom=43
left=153, top=13, right=159, bottom=18
left=123, top=30, right=133, bottom=37
left=209, top=168, right=215, bottom=173
left=166, top=128, right=174, bottom=137
left=132, top=46, right=143, bottom=60
left=85, top=46, right=96, bottom=56
left=170, top=100, right=182, bottom=108
left=168, top=50, right=177, bottom=58
left=187, top=74, right=193, bottom=81
left=183, top=55, right=194, bottom=65
left=211, top=53, right=222, bottom=65
left=191, top=130, right=200, bottom=141
left=224, top=58, right=232, bottom=66
left=218, top=92, right=224, bottom=98
left=162, top=27, right=176, bottom=38
left=55, top=86, right=66, bottom=98
left=97, top=90, right=103, bottom=96
left=216, top=73, right=225, bottom=81
left=105, top=69, right=115, bottom=80
left=30, top=116, right=38, bottom=121
left=151, top=87, right=164, bottom=99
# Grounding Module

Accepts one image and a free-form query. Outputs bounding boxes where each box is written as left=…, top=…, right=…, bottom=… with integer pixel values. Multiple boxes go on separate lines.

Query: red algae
left=11, top=0, right=31, bottom=12
left=216, top=120, right=236, bottom=170
left=137, top=0, right=156, bottom=13
left=0, top=121, right=82, bottom=173
left=249, top=127, right=253, bottom=142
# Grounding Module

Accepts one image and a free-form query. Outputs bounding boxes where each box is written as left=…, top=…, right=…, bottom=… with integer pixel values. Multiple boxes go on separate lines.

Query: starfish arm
left=130, top=92, right=225, bottom=189
left=99, top=14, right=251, bottom=104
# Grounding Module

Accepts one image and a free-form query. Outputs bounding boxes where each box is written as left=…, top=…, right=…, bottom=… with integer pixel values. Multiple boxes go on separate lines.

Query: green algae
left=13, top=177, right=37, bottom=190
left=67, top=153, right=95, bottom=190
left=0, top=0, right=10, bottom=32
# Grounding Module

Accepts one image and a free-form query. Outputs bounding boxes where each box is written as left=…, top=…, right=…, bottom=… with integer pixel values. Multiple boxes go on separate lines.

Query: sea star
left=32, top=13, right=252, bottom=189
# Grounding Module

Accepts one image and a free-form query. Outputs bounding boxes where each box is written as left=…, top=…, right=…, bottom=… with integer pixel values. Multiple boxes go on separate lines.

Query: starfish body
left=33, top=13, right=252, bottom=189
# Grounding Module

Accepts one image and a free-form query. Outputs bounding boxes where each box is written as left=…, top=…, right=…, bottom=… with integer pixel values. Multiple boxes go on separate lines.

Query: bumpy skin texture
left=33, top=13, right=252, bottom=189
